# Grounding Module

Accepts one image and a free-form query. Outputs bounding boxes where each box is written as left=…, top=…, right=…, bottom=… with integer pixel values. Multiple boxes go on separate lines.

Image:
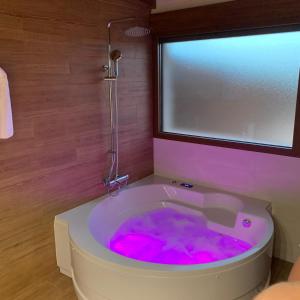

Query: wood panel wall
left=151, top=0, right=300, bottom=36
left=0, top=1, right=153, bottom=299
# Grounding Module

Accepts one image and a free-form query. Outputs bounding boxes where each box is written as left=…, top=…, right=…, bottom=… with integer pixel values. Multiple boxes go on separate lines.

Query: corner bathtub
left=54, top=176, right=273, bottom=300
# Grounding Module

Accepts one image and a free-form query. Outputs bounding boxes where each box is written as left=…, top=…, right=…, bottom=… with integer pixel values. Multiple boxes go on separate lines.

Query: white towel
left=0, top=67, right=13, bottom=139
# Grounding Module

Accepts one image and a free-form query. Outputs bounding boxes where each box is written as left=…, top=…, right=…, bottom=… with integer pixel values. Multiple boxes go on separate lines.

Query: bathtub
left=54, top=175, right=273, bottom=300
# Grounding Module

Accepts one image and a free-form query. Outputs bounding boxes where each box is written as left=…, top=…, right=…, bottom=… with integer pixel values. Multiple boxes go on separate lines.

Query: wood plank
left=140, top=0, right=156, bottom=8
left=151, top=0, right=300, bottom=36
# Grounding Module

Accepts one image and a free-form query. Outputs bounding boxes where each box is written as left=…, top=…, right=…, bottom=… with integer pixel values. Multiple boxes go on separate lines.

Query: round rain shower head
left=110, top=49, right=122, bottom=61
left=125, top=26, right=151, bottom=38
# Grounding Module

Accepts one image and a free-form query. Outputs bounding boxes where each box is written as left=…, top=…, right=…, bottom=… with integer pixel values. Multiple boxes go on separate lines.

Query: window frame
left=154, top=25, right=300, bottom=157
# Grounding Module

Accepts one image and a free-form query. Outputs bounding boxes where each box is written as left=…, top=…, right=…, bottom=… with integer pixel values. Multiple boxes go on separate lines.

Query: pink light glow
left=109, top=208, right=252, bottom=265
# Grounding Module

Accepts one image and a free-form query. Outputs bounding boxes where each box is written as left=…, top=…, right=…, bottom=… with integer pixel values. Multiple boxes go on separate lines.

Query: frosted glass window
left=161, top=31, right=300, bottom=148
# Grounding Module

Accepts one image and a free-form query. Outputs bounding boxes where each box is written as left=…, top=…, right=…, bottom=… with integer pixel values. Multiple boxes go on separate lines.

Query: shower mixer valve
left=103, top=174, right=129, bottom=191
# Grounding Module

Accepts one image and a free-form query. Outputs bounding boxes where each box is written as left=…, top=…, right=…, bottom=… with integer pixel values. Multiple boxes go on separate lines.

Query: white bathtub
left=54, top=175, right=273, bottom=300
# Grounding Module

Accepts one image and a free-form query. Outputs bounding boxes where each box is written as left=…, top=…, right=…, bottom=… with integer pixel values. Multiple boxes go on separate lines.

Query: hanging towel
left=0, top=67, right=13, bottom=139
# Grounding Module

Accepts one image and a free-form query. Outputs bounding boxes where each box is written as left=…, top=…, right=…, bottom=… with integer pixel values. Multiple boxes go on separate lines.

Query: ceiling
left=152, top=0, right=234, bottom=14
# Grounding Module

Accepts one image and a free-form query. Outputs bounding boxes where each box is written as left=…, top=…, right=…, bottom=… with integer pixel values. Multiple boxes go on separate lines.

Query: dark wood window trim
left=153, top=25, right=300, bottom=158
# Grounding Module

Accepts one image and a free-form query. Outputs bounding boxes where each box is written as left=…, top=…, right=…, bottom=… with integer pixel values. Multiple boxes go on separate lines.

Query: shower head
left=110, top=49, right=122, bottom=62
left=124, top=26, right=151, bottom=38
left=107, top=17, right=151, bottom=38
left=110, top=49, right=122, bottom=78
left=105, top=18, right=151, bottom=79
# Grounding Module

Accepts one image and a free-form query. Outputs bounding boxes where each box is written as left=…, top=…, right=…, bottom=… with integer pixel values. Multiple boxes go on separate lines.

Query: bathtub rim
left=61, top=175, right=274, bottom=274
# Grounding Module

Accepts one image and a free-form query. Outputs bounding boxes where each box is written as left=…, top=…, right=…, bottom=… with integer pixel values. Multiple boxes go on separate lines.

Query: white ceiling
left=152, top=0, right=234, bottom=14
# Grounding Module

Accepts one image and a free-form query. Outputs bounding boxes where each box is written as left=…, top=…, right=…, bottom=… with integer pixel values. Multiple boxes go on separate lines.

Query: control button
left=180, top=183, right=194, bottom=189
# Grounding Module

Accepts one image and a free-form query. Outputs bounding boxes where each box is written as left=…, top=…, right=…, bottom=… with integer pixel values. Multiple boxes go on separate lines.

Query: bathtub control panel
left=180, top=183, right=194, bottom=189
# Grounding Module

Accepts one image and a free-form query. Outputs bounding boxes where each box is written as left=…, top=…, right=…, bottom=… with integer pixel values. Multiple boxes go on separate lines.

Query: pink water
left=109, top=208, right=252, bottom=265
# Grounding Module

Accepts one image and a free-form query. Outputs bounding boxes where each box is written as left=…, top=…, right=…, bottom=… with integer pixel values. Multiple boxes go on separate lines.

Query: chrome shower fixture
left=102, top=17, right=151, bottom=193
left=125, top=26, right=151, bottom=38
left=110, top=49, right=122, bottom=78
left=103, top=17, right=151, bottom=80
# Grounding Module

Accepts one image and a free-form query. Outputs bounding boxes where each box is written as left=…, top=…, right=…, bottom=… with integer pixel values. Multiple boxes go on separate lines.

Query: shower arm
left=106, top=17, right=135, bottom=77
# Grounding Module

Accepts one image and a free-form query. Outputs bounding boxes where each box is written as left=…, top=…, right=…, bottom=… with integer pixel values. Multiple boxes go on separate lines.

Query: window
left=156, top=28, right=300, bottom=156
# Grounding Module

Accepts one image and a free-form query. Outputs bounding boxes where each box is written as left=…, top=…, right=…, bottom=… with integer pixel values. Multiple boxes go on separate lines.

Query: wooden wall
left=0, top=1, right=153, bottom=298
left=151, top=0, right=300, bottom=36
